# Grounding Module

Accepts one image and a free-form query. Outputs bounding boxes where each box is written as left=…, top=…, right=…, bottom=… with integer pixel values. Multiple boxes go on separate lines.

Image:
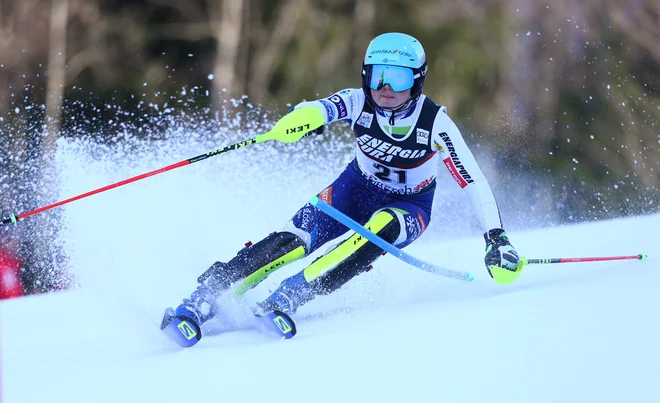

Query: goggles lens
left=368, top=65, right=415, bottom=92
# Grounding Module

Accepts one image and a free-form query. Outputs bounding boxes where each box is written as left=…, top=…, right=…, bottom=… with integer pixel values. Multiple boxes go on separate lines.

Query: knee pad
left=368, top=208, right=403, bottom=244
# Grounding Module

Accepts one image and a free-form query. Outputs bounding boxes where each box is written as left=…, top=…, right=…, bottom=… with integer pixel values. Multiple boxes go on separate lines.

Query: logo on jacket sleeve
left=439, top=132, right=474, bottom=188
left=319, top=100, right=336, bottom=121
left=357, top=112, right=374, bottom=128
left=329, top=95, right=348, bottom=119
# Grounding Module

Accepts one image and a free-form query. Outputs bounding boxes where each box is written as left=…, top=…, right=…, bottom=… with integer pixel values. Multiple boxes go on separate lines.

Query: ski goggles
left=368, top=64, right=415, bottom=92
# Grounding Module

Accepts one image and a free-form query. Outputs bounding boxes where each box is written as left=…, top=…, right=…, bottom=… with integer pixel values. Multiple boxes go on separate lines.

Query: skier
left=169, top=32, right=521, bottom=332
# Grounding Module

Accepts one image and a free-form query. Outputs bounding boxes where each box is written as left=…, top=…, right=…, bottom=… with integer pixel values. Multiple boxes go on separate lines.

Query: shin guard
left=304, top=209, right=402, bottom=295
left=199, top=231, right=307, bottom=295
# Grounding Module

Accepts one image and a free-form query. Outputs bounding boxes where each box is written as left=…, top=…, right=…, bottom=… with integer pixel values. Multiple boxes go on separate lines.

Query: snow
left=1, top=132, right=659, bottom=403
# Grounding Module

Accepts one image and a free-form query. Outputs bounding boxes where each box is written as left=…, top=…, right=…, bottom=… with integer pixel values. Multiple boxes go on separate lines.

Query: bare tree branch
left=44, top=0, right=69, bottom=145
left=609, top=1, right=660, bottom=63
left=352, top=0, right=375, bottom=67
left=208, top=0, right=246, bottom=101
left=246, top=0, right=308, bottom=103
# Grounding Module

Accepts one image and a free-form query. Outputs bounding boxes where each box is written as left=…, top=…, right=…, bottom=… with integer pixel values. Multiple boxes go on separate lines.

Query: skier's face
left=370, top=84, right=411, bottom=109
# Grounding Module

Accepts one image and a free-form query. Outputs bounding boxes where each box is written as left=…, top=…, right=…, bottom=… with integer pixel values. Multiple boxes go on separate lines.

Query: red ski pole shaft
left=524, top=254, right=647, bottom=265
left=0, top=106, right=325, bottom=226
left=1, top=138, right=257, bottom=226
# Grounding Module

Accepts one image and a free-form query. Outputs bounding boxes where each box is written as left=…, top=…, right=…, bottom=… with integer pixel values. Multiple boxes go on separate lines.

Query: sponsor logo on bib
left=416, top=128, right=429, bottom=145
left=357, top=112, right=373, bottom=128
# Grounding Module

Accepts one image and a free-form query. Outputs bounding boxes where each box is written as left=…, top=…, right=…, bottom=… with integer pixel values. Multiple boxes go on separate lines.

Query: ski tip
left=466, top=273, right=475, bottom=282
left=160, top=307, right=176, bottom=330
left=639, top=253, right=648, bottom=260
left=161, top=309, right=202, bottom=348
left=259, top=310, right=297, bottom=339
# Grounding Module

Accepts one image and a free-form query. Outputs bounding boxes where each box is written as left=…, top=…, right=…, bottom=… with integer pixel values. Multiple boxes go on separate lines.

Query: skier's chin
left=377, top=98, right=410, bottom=111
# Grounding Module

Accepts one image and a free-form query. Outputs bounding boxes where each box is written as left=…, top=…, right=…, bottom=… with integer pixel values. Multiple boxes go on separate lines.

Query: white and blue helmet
left=361, top=32, right=428, bottom=108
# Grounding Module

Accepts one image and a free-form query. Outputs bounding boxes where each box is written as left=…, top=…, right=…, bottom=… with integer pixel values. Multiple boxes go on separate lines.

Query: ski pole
left=309, top=196, right=475, bottom=282
left=522, top=254, right=647, bottom=265
left=1, top=107, right=324, bottom=226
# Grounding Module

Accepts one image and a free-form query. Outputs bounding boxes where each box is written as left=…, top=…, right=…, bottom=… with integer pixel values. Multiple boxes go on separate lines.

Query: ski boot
left=250, top=271, right=316, bottom=339
left=161, top=263, right=231, bottom=347
left=254, top=271, right=316, bottom=316
left=160, top=282, right=218, bottom=347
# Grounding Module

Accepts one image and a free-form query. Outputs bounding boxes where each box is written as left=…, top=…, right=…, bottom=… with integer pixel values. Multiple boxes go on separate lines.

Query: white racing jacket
left=295, top=88, right=502, bottom=232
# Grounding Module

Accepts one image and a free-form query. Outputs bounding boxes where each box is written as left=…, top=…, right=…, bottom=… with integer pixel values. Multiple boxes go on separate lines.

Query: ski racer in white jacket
left=171, top=32, right=522, bottom=330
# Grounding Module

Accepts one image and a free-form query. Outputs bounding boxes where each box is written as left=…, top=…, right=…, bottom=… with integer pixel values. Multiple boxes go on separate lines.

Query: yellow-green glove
left=484, top=228, right=523, bottom=285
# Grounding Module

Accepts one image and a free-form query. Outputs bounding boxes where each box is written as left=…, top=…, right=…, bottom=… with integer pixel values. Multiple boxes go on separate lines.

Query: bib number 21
left=373, top=163, right=407, bottom=183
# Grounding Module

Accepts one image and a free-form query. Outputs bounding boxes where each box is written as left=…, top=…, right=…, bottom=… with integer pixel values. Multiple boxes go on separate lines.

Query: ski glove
left=484, top=228, right=523, bottom=285
left=303, top=124, right=325, bottom=138
left=288, top=105, right=325, bottom=138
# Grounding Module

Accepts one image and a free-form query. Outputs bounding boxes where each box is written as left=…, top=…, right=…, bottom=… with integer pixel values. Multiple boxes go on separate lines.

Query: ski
left=255, top=310, right=297, bottom=339
left=160, top=307, right=202, bottom=348
left=161, top=307, right=297, bottom=348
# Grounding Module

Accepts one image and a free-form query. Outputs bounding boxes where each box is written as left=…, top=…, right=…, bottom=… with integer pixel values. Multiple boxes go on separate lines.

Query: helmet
left=361, top=32, right=428, bottom=109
